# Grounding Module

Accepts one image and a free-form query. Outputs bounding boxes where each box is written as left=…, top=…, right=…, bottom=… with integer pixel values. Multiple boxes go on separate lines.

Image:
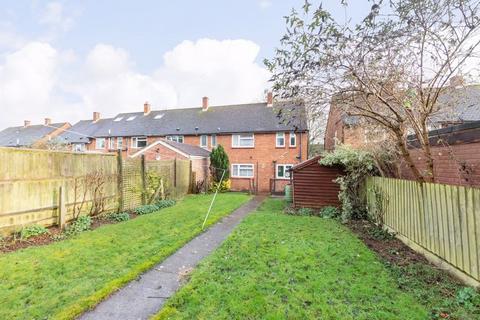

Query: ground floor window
left=231, top=164, right=254, bottom=178
left=276, top=164, right=293, bottom=179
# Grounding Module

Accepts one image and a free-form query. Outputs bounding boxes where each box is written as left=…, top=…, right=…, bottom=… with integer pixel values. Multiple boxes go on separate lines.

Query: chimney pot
left=24, top=120, right=31, bottom=127
left=202, top=97, right=209, bottom=111
left=93, top=112, right=100, bottom=122
left=144, top=101, right=151, bottom=115
left=267, top=91, right=273, bottom=107
left=44, top=118, right=51, bottom=126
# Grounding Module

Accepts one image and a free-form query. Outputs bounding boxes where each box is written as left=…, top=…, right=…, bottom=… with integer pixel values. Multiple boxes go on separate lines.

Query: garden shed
left=290, top=156, right=343, bottom=209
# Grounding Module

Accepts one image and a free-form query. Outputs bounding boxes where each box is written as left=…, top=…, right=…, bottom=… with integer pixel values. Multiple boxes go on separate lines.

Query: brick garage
left=291, top=156, right=343, bottom=208
left=401, top=121, right=480, bottom=186
left=130, top=139, right=210, bottom=186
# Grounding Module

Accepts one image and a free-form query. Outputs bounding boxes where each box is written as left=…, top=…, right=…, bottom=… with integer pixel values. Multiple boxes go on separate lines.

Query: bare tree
left=266, top=0, right=480, bottom=182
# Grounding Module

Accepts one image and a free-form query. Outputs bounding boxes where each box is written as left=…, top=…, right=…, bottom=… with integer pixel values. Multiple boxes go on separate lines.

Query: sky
left=0, top=0, right=370, bottom=128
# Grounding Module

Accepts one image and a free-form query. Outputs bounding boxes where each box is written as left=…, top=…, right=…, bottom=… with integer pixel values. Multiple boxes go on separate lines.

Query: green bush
left=209, top=179, right=231, bottom=193
left=297, top=207, right=314, bottom=216
left=155, top=199, right=176, bottom=209
left=136, top=199, right=177, bottom=215
left=135, top=204, right=159, bottom=215
left=107, top=212, right=130, bottom=222
left=66, top=216, right=92, bottom=236
left=320, top=145, right=378, bottom=221
left=210, top=145, right=230, bottom=182
left=319, top=206, right=340, bottom=219
left=20, top=225, right=49, bottom=239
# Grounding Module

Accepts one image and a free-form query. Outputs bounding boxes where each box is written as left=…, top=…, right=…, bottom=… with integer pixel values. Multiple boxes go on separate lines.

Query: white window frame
left=166, top=135, right=184, bottom=143
left=109, top=138, right=115, bottom=150
left=73, top=143, right=85, bottom=152
left=211, top=134, right=217, bottom=147
left=117, top=137, right=123, bottom=149
left=131, top=136, right=147, bottom=149
left=231, top=164, right=254, bottom=178
left=232, top=133, right=254, bottom=148
left=289, top=132, right=296, bottom=147
left=200, top=135, right=208, bottom=148
left=96, top=138, right=106, bottom=150
left=276, top=132, right=285, bottom=147
left=276, top=164, right=294, bottom=179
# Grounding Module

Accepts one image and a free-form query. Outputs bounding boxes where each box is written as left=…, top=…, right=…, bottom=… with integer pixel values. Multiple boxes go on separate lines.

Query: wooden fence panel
left=0, top=148, right=193, bottom=234
left=366, top=176, right=480, bottom=283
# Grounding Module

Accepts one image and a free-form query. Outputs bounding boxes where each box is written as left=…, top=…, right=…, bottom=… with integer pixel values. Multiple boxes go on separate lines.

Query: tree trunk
left=395, top=133, right=425, bottom=183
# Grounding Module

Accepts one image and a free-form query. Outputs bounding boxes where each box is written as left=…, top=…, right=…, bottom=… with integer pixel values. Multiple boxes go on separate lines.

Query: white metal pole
left=202, top=168, right=226, bottom=230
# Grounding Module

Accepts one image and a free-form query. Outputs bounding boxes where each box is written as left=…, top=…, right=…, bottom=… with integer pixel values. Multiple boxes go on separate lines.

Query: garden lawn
left=154, top=198, right=429, bottom=320
left=0, top=193, right=251, bottom=320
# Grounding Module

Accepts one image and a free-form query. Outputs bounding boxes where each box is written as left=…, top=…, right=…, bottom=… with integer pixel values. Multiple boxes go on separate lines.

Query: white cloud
left=258, top=0, right=272, bottom=9
left=0, top=38, right=271, bottom=128
left=38, top=2, right=75, bottom=33
left=157, top=39, right=271, bottom=106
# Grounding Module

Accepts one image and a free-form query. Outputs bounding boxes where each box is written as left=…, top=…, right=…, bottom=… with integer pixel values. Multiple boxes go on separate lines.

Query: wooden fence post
left=58, top=186, right=66, bottom=229
left=141, top=154, right=147, bottom=205
left=117, top=150, right=124, bottom=212
left=173, top=158, right=177, bottom=188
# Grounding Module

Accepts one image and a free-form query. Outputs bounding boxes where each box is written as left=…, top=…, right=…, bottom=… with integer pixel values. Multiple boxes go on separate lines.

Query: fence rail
left=365, top=176, right=480, bottom=284
left=0, top=148, right=192, bottom=235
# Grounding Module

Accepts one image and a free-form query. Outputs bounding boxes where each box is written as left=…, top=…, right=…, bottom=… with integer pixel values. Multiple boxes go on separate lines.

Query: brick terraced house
left=59, top=95, right=308, bottom=193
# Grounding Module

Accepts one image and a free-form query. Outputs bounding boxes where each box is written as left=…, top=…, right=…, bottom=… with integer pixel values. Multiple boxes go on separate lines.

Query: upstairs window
left=200, top=135, right=208, bottom=148
left=232, top=164, right=254, bottom=178
left=73, top=143, right=85, bottom=152
left=276, top=132, right=285, bottom=147
left=109, top=138, right=115, bottom=150
left=289, top=132, right=296, bottom=147
left=131, top=136, right=147, bottom=148
left=117, top=137, right=123, bottom=149
left=232, top=134, right=254, bottom=148
left=276, top=164, right=293, bottom=179
left=211, top=134, right=217, bottom=147
left=96, top=138, right=106, bottom=150
left=166, top=135, right=184, bottom=143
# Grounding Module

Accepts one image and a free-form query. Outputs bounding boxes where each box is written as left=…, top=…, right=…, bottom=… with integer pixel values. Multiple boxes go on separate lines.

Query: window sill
left=231, top=146, right=255, bottom=149
left=231, top=176, right=254, bottom=179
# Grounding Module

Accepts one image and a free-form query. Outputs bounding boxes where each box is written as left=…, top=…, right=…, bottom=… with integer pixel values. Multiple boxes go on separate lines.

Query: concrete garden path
left=79, top=196, right=265, bottom=320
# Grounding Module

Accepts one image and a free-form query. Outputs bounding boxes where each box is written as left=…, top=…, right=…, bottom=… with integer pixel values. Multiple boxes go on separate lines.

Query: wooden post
left=117, top=150, right=124, bottom=212
left=141, top=154, right=147, bottom=205
left=58, top=186, right=66, bottom=229
left=189, top=160, right=193, bottom=193
left=173, top=158, right=177, bottom=188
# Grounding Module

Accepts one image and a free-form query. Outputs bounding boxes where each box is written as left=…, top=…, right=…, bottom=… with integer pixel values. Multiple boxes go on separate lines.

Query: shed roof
left=292, top=156, right=323, bottom=171
left=130, top=139, right=210, bottom=159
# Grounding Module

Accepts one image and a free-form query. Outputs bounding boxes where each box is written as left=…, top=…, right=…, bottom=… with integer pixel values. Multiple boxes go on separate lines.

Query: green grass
left=154, top=198, right=429, bottom=320
left=0, top=193, right=251, bottom=320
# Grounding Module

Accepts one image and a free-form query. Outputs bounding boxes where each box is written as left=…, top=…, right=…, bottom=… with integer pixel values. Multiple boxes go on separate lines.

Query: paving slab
left=79, top=196, right=264, bottom=320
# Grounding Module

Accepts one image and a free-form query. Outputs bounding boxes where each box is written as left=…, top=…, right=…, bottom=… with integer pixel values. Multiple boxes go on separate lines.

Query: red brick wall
left=400, top=142, right=480, bottom=186
left=324, top=106, right=343, bottom=151
left=87, top=132, right=308, bottom=193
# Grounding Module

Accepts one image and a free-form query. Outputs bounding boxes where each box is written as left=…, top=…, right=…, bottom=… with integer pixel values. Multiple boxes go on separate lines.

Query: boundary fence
left=0, top=147, right=192, bottom=235
left=365, top=176, right=480, bottom=285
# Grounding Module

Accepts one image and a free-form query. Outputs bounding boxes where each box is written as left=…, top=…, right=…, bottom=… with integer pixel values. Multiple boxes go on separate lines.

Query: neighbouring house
left=324, top=84, right=480, bottom=151
left=401, top=120, right=480, bottom=186
left=290, top=156, right=343, bottom=209
left=59, top=94, right=308, bottom=193
left=129, top=139, right=211, bottom=188
left=0, top=119, right=70, bottom=148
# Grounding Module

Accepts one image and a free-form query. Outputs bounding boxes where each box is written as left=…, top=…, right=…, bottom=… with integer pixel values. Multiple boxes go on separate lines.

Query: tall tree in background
left=210, top=145, right=230, bottom=182
left=266, top=0, right=480, bottom=182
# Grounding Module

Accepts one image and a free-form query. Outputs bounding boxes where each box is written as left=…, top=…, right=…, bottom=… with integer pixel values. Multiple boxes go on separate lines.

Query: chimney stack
left=267, top=91, right=273, bottom=107
left=93, top=112, right=100, bottom=122
left=202, top=96, right=209, bottom=111
left=144, top=101, right=151, bottom=115
left=24, top=120, right=31, bottom=127
left=44, top=118, right=51, bottom=126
